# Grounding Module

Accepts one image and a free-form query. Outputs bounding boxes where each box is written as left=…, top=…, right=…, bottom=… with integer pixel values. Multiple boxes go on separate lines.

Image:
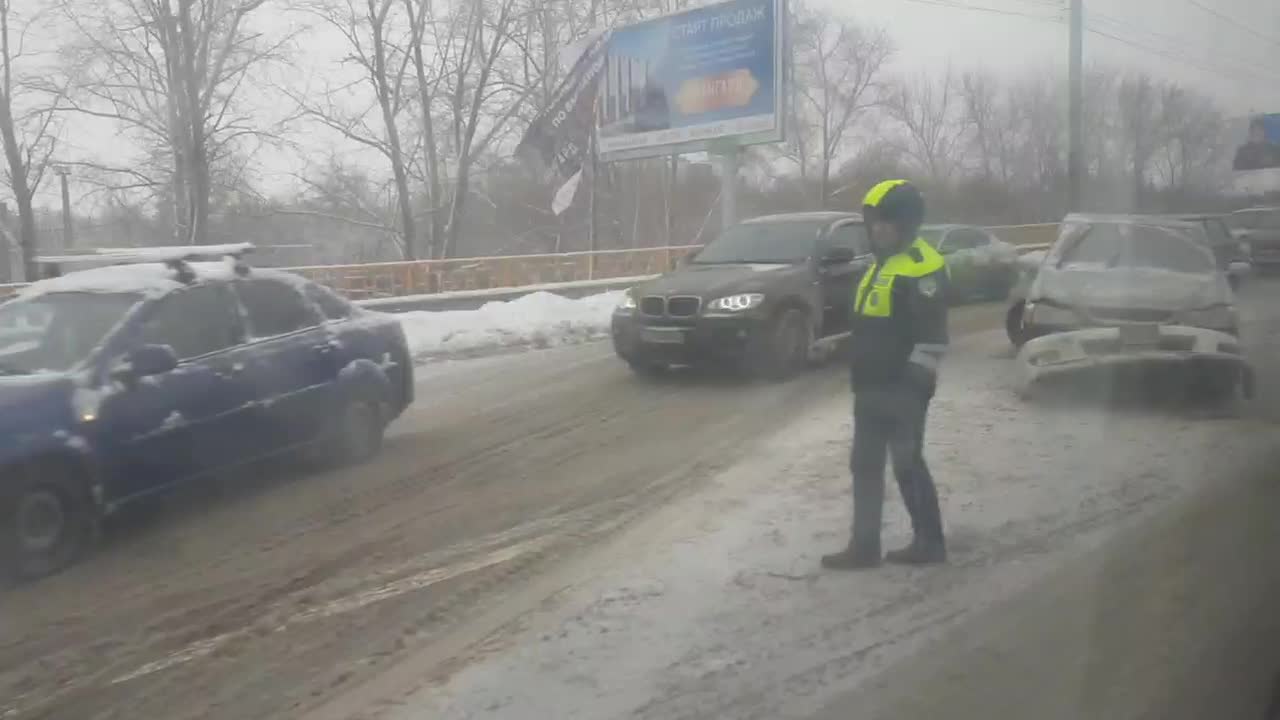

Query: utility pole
left=587, top=101, right=598, bottom=279
left=0, top=202, right=11, bottom=283
left=665, top=153, right=677, bottom=247
left=55, top=165, right=73, bottom=250
left=1067, top=0, right=1084, bottom=212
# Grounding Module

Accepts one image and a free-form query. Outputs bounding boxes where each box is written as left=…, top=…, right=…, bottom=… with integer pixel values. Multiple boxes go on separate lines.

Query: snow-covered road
left=8, top=286, right=1280, bottom=720
left=384, top=327, right=1272, bottom=720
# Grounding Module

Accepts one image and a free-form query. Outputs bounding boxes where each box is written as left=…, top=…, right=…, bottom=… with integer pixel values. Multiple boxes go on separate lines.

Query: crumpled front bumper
left=1015, top=325, right=1253, bottom=396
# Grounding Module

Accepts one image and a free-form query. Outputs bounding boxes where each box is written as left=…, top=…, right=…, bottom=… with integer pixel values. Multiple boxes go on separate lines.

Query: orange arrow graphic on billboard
left=674, top=69, right=760, bottom=115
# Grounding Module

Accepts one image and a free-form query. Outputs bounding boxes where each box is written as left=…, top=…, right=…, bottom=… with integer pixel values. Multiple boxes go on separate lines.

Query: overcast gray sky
left=818, top=0, right=1280, bottom=113
left=41, top=0, right=1280, bottom=208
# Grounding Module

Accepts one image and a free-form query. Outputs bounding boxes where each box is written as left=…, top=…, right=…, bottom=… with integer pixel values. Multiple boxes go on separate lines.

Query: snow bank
left=397, top=290, right=623, bottom=362
left=396, top=329, right=1271, bottom=720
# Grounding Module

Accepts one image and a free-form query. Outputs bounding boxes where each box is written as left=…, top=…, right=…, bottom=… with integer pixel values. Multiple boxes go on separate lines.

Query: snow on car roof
left=15, top=260, right=303, bottom=300
left=742, top=211, right=862, bottom=224
left=1062, top=213, right=1199, bottom=227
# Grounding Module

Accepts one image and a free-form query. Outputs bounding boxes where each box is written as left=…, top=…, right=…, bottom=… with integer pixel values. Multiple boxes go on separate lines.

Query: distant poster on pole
left=596, top=0, right=785, bottom=162
left=1233, top=113, right=1280, bottom=171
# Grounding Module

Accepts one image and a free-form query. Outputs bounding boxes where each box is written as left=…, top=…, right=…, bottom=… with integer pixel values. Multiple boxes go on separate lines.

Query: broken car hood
left=1033, top=265, right=1225, bottom=311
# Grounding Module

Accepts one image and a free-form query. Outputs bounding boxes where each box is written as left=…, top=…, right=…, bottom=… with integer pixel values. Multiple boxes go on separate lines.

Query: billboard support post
left=714, top=147, right=739, bottom=229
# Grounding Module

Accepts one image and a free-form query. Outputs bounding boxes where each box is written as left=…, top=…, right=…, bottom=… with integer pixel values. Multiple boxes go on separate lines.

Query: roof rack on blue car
left=36, top=243, right=256, bottom=282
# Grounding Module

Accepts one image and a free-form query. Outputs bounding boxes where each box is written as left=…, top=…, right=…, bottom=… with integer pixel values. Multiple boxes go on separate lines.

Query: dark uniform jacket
left=850, top=237, right=950, bottom=392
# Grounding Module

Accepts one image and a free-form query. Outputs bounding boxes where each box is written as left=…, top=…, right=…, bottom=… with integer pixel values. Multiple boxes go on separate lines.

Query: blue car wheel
left=2, top=460, right=95, bottom=582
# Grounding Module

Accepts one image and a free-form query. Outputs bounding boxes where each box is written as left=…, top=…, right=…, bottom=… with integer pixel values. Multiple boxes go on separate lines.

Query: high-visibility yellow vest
left=854, top=238, right=946, bottom=318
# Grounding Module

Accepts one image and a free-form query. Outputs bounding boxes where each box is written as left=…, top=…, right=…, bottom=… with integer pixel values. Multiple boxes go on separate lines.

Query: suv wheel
left=317, top=396, right=386, bottom=467
left=2, top=460, right=96, bottom=582
left=752, top=308, right=812, bottom=381
left=1006, top=302, right=1028, bottom=349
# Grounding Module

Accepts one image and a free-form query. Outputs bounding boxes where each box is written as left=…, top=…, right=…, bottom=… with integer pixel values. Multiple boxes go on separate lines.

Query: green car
left=919, top=224, right=1020, bottom=302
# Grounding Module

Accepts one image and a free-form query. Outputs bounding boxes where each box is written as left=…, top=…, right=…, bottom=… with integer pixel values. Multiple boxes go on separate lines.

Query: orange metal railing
left=0, top=224, right=1059, bottom=302
left=287, top=245, right=703, bottom=300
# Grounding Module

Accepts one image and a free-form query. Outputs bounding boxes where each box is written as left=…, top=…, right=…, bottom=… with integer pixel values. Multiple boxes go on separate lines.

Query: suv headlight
left=1026, top=300, right=1078, bottom=327
left=1180, top=304, right=1236, bottom=330
left=706, top=293, right=764, bottom=313
left=616, top=290, right=637, bottom=312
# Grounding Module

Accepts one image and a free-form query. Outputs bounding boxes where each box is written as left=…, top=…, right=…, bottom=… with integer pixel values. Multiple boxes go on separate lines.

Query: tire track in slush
left=0, top=365, right=810, bottom=718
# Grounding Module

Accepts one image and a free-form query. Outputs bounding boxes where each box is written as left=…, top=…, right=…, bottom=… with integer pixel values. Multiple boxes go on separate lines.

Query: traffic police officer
left=823, top=179, right=949, bottom=570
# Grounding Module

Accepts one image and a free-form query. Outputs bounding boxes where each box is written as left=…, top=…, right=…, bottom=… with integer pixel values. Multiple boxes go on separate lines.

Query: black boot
left=821, top=545, right=881, bottom=571
left=884, top=538, right=947, bottom=566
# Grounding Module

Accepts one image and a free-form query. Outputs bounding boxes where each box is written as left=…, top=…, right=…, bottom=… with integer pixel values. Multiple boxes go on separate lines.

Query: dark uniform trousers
left=851, top=382, right=944, bottom=553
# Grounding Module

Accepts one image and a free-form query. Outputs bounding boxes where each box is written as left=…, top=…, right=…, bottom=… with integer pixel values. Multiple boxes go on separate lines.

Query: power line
left=1089, top=11, right=1280, bottom=83
left=1005, top=0, right=1065, bottom=9
left=1086, top=25, right=1280, bottom=86
left=895, top=0, right=1280, bottom=85
left=895, top=0, right=1063, bottom=25
left=1182, top=0, right=1280, bottom=50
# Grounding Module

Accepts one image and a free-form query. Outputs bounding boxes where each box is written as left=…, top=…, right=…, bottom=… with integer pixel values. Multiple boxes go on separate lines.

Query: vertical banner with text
left=515, top=30, right=612, bottom=215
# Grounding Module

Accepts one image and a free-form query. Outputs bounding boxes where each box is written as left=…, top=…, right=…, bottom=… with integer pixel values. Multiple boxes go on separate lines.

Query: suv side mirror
left=115, top=344, right=179, bottom=382
left=820, top=247, right=856, bottom=265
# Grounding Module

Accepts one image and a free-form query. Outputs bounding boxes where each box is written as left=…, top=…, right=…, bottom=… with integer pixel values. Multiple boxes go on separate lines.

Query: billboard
left=1232, top=113, right=1280, bottom=171
left=596, top=0, right=784, bottom=162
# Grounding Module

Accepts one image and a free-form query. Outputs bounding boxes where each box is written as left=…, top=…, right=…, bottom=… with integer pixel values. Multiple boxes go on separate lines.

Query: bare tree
left=403, top=0, right=447, bottom=256
left=959, top=69, right=1019, bottom=185
left=58, top=0, right=286, bottom=245
left=1008, top=71, right=1063, bottom=192
left=438, top=0, right=527, bottom=258
left=289, top=0, right=421, bottom=258
left=885, top=65, right=964, bottom=184
left=1116, top=72, right=1158, bottom=208
left=783, top=4, right=892, bottom=207
left=1081, top=67, right=1117, bottom=194
left=0, top=0, right=66, bottom=279
left=1154, top=82, right=1226, bottom=194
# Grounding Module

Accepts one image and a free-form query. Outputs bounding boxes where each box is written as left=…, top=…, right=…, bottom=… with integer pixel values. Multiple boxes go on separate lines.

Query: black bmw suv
left=611, top=212, right=870, bottom=379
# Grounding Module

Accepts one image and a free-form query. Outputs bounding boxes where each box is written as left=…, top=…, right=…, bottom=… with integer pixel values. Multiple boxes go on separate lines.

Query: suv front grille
left=640, top=295, right=702, bottom=318
left=666, top=296, right=701, bottom=317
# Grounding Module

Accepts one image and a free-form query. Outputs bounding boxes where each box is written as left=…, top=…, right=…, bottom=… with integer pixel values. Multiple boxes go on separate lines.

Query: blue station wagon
left=0, top=245, right=413, bottom=580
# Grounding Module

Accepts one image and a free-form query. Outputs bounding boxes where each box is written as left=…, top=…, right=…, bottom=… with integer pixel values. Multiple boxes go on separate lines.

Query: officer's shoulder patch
left=917, top=275, right=939, bottom=298
left=908, top=247, right=924, bottom=263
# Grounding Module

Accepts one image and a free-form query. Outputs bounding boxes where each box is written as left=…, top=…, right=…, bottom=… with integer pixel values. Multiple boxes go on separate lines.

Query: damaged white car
left=1014, top=217, right=1253, bottom=402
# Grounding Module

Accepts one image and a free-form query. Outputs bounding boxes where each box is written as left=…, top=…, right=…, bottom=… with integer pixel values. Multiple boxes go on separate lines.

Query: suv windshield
left=692, top=221, right=823, bottom=264
left=1061, top=224, right=1213, bottom=274
left=0, top=292, right=142, bottom=374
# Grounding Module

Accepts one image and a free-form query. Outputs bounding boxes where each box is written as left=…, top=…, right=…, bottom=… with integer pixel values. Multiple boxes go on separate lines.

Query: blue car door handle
left=214, top=362, right=245, bottom=379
